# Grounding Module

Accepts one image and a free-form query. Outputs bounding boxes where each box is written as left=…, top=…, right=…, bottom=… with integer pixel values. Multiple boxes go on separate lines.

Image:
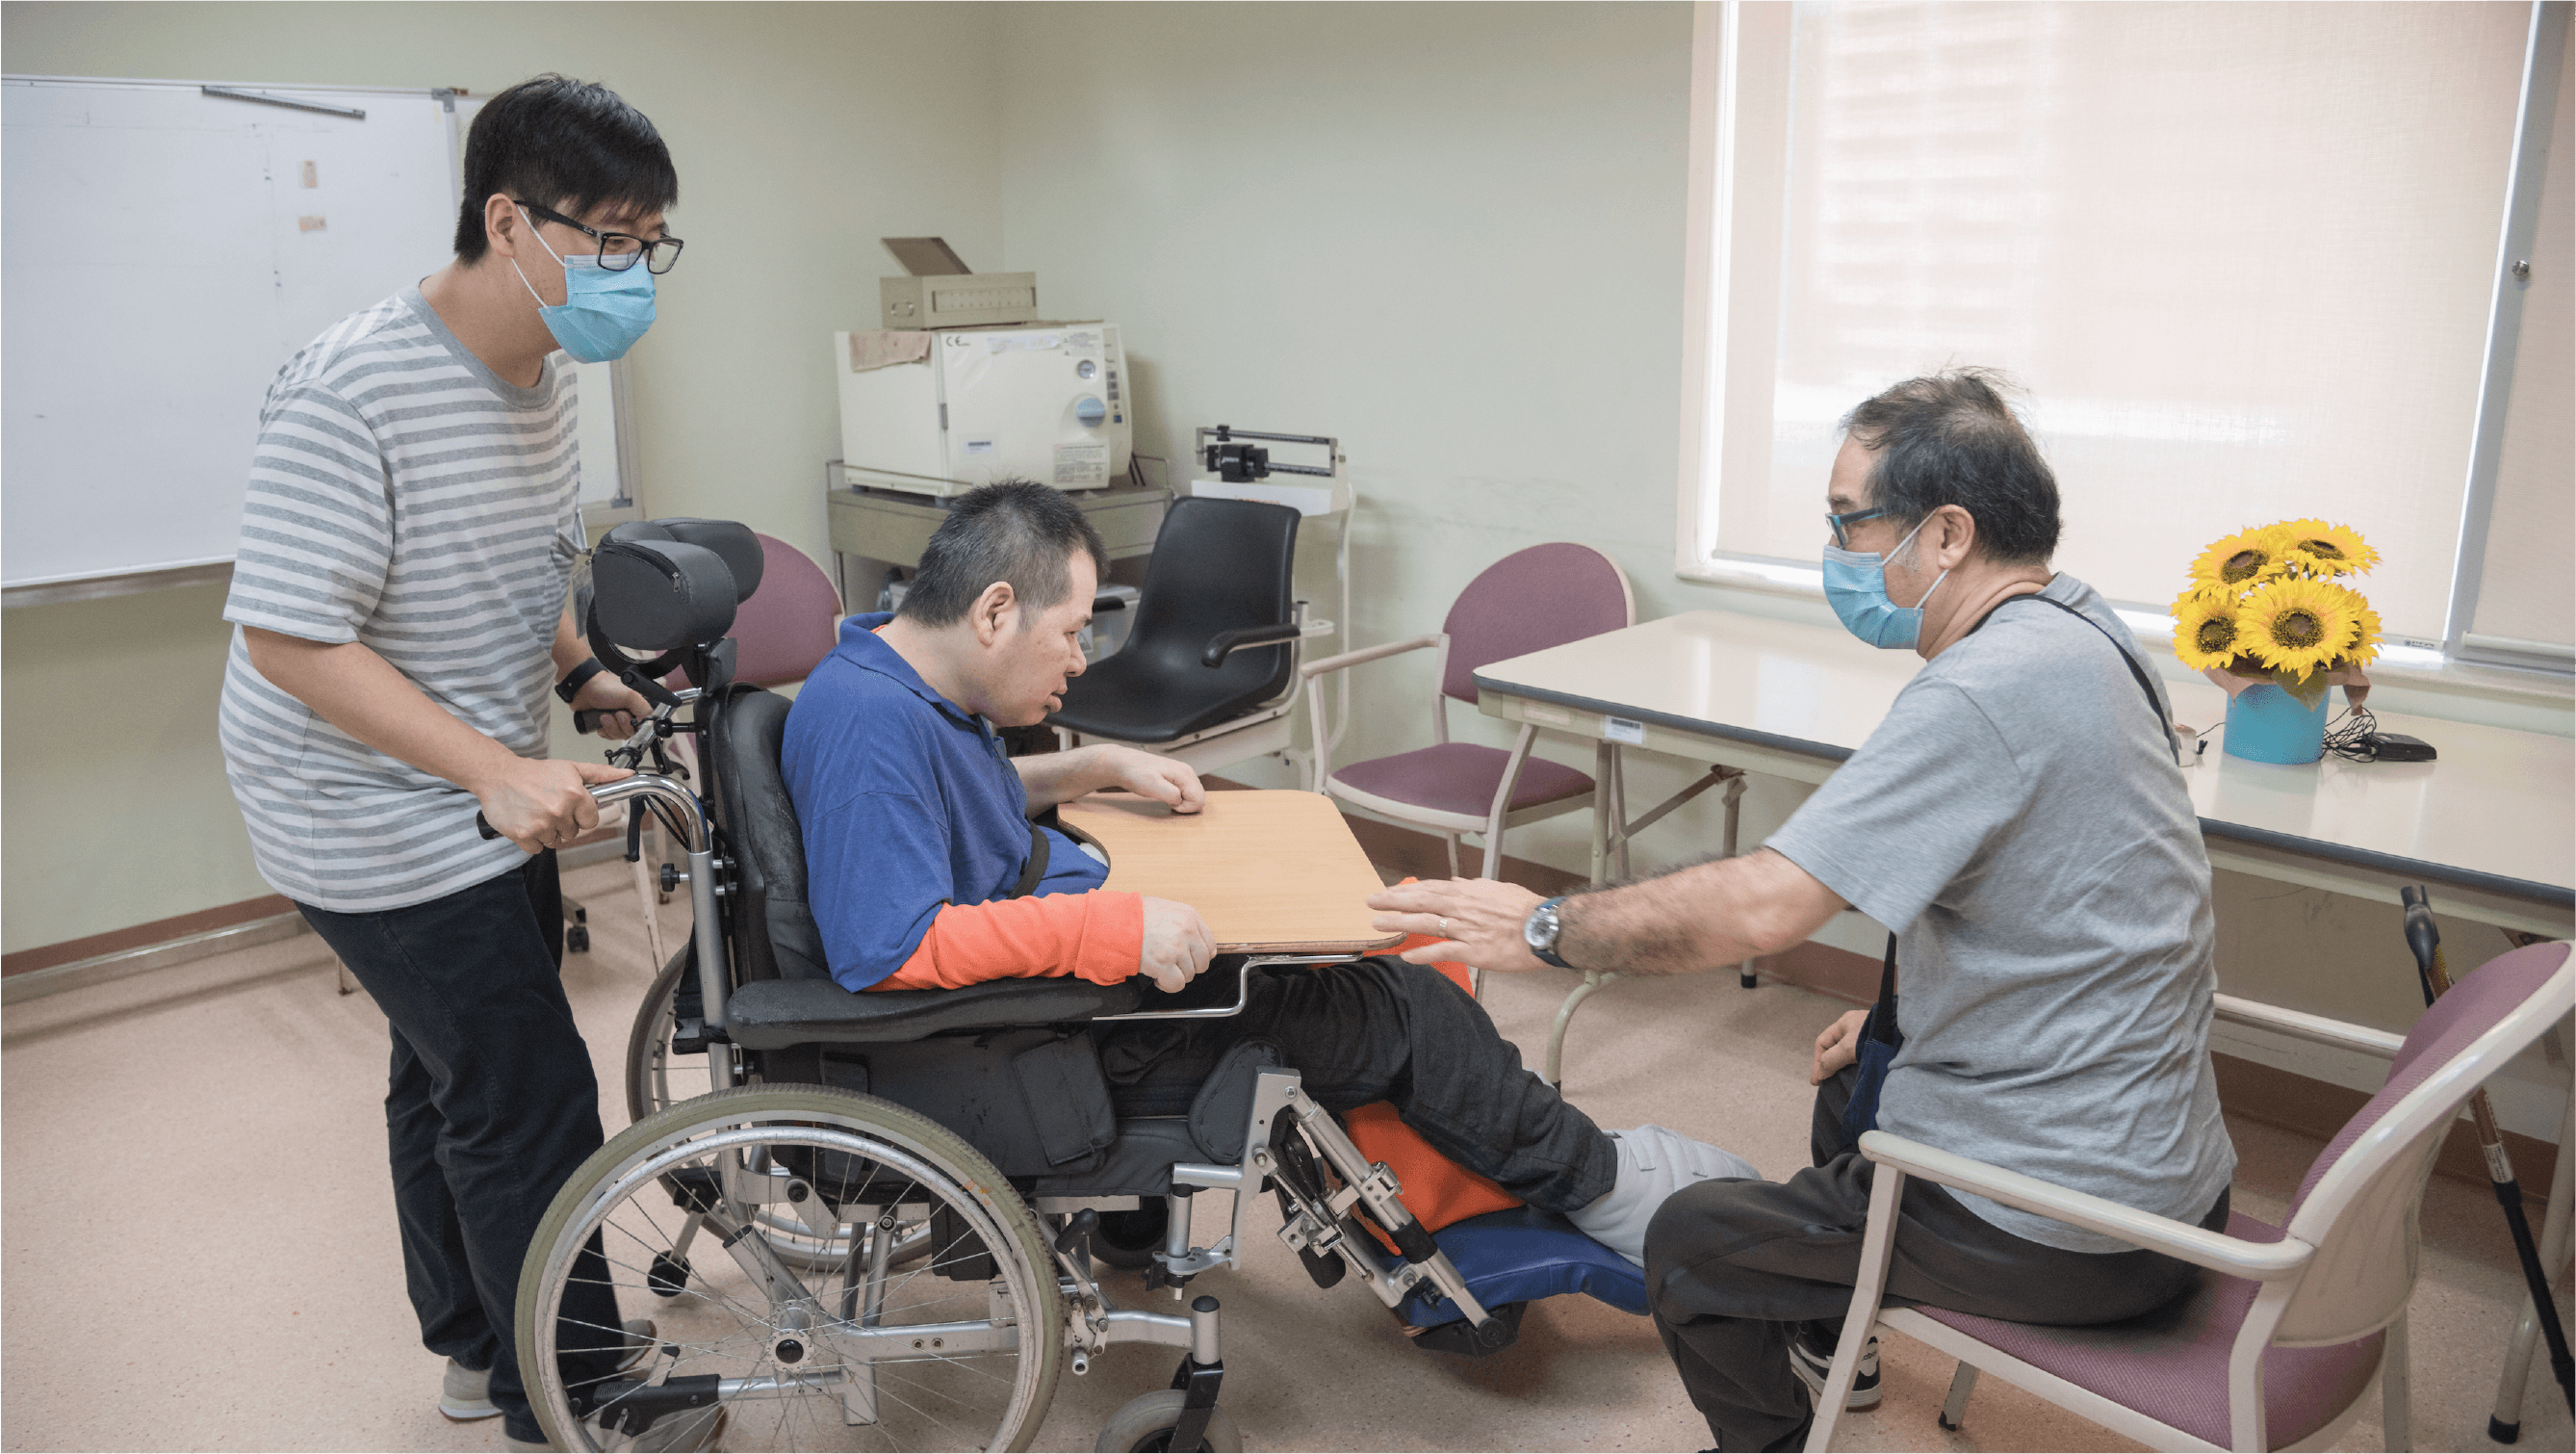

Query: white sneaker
left=440, top=1359, right=500, bottom=1421
left=1788, top=1323, right=1882, bottom=1411
left=1565, top=1124, right=1761, bottom=1267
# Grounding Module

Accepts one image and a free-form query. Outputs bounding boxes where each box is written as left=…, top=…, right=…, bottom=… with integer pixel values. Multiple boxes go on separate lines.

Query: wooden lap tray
left=1056, top=790, right=1403, bottom=955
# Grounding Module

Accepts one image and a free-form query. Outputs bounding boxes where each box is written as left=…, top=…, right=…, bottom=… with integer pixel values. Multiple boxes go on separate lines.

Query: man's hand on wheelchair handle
left=1366, top=878, right=1548, bottom=974
left=567, top=671, right=652, bottom=740
left=1138, top=896, right=1215, bottom=993
left=473, top=758, right=633, bottom=854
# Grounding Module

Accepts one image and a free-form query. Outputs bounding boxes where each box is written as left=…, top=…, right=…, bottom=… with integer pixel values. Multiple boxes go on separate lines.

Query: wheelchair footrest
left=1395, top=1207, right=1649, bottom=1333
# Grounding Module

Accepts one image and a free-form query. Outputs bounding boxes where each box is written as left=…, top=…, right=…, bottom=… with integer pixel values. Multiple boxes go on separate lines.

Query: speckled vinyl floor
left=5, top=855, right=2569, bottom=1452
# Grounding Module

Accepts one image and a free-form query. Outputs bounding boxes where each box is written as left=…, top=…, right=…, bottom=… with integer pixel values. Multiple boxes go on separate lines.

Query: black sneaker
left=1787, top=1322, right=1880, bottom=1411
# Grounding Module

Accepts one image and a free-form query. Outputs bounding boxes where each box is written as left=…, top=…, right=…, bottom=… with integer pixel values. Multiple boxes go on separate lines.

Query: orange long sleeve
left=869, top=890, right=1146, bottom=991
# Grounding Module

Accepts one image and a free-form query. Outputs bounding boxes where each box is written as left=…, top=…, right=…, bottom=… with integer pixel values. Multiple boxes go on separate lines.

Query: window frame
left=1673, top=0, right=2573, bottom=680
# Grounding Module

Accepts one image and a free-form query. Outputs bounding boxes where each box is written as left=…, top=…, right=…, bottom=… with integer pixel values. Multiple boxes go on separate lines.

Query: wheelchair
left=502, top=519, right=1534, bottom=1452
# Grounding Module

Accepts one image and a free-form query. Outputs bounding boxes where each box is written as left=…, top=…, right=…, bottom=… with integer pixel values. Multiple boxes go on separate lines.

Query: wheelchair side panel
left=763, top=1028, right=1117, bottom=1180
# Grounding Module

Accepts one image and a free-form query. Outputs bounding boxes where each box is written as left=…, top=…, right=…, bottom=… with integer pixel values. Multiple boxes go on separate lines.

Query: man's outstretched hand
left=1366, top=878, right=1549, bottom=974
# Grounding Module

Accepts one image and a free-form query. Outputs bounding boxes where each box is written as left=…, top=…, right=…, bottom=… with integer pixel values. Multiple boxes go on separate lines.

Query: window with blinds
left=1686, top=0, right=2551, bottom=658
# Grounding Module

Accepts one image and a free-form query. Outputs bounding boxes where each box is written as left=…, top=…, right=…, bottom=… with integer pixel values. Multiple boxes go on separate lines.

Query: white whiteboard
left=0, top=76, right=631, bottom=593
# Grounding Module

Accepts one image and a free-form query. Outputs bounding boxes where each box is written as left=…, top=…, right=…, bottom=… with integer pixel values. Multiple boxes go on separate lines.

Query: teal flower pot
left=2223, top=683, right=2330, bottom=764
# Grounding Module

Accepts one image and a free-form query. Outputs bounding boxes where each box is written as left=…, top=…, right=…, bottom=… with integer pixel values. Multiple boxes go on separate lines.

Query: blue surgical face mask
left=512, top=208, right=657, bottom=364
left=1822, top=515, right=1951, bottom=650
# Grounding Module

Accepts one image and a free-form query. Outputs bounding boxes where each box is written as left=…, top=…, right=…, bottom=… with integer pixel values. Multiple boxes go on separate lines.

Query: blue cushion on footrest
left=1397, top=1206, right=1649, bottom=1326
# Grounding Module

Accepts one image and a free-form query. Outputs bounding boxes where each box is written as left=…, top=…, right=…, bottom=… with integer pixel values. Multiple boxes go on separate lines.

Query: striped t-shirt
left=219, top=287, right=583, bottom=913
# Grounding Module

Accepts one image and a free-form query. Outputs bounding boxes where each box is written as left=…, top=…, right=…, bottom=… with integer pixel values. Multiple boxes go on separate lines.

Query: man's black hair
left=454, top=75, right=679, bottom=264
left=1842, top=368, right=2061, bottom=567
left=898, top=480, right=1109, bottom=628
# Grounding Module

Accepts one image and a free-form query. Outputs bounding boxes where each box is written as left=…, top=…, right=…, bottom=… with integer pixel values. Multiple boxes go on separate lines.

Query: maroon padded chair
left=1302, top=542, right=1634, bottom=882
left=1806, top=941, right=2576, bottom=1452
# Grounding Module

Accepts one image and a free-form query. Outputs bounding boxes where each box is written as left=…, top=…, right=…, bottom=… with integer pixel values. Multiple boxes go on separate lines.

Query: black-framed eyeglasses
left=515, top=198, right=683, bottom=274
left=1826, top=506, right=1891, bottom=549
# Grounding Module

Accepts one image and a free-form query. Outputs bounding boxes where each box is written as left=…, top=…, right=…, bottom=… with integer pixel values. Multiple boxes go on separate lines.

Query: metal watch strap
left=1527, top=895, right=1576, bottom=970
left=554, top=657, right=607, bottom=704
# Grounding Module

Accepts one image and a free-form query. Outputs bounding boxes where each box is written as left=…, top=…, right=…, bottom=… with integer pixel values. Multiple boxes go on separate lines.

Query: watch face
left=1524, top=902, right=1557, bottom=950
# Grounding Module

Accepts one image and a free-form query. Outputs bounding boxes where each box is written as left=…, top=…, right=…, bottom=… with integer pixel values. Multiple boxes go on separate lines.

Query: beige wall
left=1, top=0, right=1005, bottom=949
left=3, top=0, right=2565, bottom=1130
left=990, top=1, right=1805, bottom=877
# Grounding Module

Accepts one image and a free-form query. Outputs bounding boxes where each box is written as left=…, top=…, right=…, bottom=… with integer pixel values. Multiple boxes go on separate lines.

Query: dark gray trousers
left=295, top=852, right=626, bottom=1445
left=1094, top=954, right=1619, bottom=1213
left=1643, top=1066, right=2227, bottom=1450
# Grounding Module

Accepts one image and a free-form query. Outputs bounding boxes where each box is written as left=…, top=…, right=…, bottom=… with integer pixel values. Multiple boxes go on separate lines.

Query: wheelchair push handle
left=472, top=780, right=631, bottom=843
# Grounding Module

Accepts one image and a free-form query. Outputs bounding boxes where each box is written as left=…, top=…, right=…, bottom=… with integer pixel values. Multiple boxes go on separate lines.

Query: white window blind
left=1694, top=1, right=2532, bottom=646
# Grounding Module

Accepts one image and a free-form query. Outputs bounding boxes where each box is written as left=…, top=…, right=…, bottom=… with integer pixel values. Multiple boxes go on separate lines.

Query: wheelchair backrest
left=707, top=687, right=834, bottom=983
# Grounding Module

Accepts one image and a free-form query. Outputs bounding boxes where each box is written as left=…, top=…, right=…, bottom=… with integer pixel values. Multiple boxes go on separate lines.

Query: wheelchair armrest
left=726, top=974, right=1145, bottom=1048
left=1201, top=622, right=1302, bottom=667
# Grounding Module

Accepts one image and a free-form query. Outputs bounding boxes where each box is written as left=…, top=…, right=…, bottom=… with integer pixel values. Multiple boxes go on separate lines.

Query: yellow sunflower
left=2189, top=526, right=2297, bottom=587
left=2274, top=519, right=2380, bottom=577
left=2240, top=577, right=2359, bottom=678
left=2171, top=590, right=2248, bottom=671
left=2343, top=603, right=2384, bottom=668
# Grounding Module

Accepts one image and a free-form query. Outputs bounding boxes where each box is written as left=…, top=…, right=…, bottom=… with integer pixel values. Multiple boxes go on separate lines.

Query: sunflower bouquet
left=2171, top=520, right=2383, bottom=710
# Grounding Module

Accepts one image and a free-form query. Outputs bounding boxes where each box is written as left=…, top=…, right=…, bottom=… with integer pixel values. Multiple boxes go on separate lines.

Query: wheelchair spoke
left=524, top=1092, right=1063, bottom=1451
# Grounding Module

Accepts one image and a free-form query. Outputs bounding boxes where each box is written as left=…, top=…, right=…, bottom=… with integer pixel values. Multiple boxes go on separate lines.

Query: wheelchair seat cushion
left=726, top=974, right=1143, bottom=1047
left=1394, top=1206, right=1650, bottom=1328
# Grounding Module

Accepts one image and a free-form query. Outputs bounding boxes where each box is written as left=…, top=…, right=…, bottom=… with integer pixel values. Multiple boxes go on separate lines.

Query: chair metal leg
left=1544, top=970, right=1620, bottom=1086
left=2382, top=1310, right=2411, bottom=1452
left=1480, top=723, right=1540, bottom=882
left=1442, top=833, right=1460, bottom=880
left=1938, top=1362, right=1977, bottom=1432
left=1806, top=1161, right=1906, bottom=1451
left=334, top=958, right=356, bottom=996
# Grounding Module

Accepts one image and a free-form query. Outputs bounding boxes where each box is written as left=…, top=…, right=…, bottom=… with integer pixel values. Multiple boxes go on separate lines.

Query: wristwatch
left=554, top=657, right=607, bottom=705
left=1522, top=895, right=1576, bottom=970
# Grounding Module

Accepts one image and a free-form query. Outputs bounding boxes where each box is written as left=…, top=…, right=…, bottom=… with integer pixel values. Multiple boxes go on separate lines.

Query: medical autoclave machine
left=834, top=324, right=1135, bottom=498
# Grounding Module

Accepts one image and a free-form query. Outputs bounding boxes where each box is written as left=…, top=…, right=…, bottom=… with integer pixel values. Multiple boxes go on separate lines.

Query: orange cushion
left=1344, top=915, right=1526, bottom=1252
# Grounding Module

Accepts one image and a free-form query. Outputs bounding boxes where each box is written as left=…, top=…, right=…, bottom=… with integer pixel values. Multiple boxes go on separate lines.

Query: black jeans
left=1643, top=1065, right=2228, bottom=1450
left=295, top=851, right=625, bottom=1444
left=1093, top=955, right=1618, bottom=1212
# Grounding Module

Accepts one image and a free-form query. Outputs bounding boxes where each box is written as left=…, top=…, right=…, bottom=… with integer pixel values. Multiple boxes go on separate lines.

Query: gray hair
left=1842, top=368, right=2061, bottom=567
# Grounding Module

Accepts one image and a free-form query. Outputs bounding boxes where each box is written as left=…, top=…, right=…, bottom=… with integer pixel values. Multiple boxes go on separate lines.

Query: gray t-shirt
left=219, top=288, right=581, bottom=912
left=1766, top=573, right=2235, bottom=1254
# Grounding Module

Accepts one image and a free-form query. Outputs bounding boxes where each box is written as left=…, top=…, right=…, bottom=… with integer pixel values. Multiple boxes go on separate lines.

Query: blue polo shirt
left=781, top=613, right=1109, bottom=990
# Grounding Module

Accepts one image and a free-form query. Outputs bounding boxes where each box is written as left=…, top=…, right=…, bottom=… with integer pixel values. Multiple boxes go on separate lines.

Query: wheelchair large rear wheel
left=628, top=951, right=863, bottom=1272
left=519, top=1085, right=1065, bottom=1452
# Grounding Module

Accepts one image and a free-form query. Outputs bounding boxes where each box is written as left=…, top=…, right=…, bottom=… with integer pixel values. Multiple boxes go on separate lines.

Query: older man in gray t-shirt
left=1765, top=565, right=2234, bottom=1254
left=1371, top=370, right=2236, bottom=1452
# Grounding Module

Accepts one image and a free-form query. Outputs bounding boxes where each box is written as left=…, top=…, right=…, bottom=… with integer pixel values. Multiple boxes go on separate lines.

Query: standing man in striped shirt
left=217, top=76, right=687, bottom=1451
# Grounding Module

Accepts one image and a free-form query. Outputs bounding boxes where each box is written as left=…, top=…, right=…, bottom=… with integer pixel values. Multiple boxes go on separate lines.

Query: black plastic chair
left=1048, top=496, right=1305, bottom=761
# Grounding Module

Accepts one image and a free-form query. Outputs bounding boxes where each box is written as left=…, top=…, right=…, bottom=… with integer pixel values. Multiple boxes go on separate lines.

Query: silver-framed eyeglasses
left=1826, top=506, right=1892, bottom=549
left=515, top=198, right=684, bottom=274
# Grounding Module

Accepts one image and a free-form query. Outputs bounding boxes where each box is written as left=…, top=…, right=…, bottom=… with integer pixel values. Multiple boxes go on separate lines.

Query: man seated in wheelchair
left=782, top=480, right=1743, bottom=1266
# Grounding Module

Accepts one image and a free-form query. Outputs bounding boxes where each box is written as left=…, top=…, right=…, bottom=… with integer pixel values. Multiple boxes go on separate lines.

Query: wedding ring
left=1439, top=917, right=1451, bottom=938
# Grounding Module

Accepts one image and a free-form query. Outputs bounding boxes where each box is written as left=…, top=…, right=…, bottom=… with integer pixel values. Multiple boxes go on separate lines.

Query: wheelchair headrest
left=591, top=519, right=766, bottom=654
